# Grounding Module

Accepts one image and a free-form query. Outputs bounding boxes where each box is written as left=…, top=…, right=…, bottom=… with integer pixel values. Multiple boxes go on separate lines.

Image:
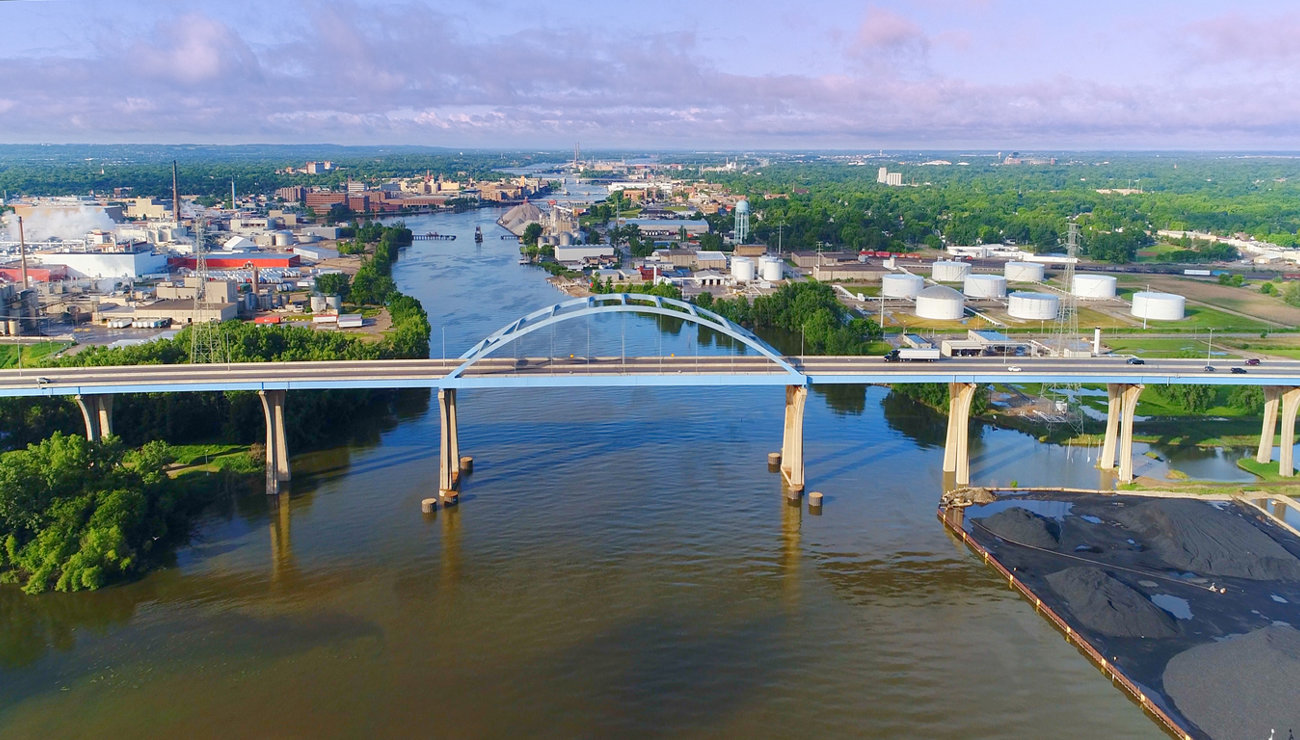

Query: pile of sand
left=1044, top=566, right=1179, bottom=639
left=1164, top=625, right=1300, bottom=739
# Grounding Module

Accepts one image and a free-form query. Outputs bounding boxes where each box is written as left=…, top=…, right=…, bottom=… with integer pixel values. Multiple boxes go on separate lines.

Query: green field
left=0, top=342, right=72, bottom=368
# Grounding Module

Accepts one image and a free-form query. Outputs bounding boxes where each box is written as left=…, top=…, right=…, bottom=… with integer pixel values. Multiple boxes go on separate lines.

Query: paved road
left=1, top=355, right=1298, bottom=395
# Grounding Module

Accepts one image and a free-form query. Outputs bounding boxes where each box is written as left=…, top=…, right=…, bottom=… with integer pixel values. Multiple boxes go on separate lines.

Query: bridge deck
left=0, top=356, right=1296, bottom=396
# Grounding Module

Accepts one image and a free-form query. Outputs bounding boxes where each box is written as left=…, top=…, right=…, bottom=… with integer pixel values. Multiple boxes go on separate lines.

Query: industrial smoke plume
left=1, top=206, right=117, bottom=241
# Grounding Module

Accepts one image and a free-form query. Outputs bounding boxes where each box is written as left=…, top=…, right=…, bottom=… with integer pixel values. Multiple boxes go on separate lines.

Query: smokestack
left=17, top=215, right=28, bottom=290
left=1093, top=327, right=1102, bottom=356
left=231, top=179, right=236, bottom=210
left=172, top=160, right=180, bottom=225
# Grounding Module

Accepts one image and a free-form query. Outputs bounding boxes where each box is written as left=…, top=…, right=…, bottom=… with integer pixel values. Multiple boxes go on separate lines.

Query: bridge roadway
left=0, top=355, right=1298, bottom=396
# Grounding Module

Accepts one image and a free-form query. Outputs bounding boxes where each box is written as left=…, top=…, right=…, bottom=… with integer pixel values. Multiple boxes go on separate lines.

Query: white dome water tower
left=1131, top=291, right=1186, bottom=321
left=731, top=256, right=756, bottom=282
left=759, top=256, right=783, bottom=282
left=915, top=285, right=965, bottom=320
left=1004, top=261, right=1045, bottom=282
left=931, top=260, right=970, bottom=282
left=1072, top=274, right=1117, bottom=299
left=1008, top=291, right=1059, bottom=320
left=963, top=274, right=1007, bottom=299
left=881, top=273, right=924, bottom=298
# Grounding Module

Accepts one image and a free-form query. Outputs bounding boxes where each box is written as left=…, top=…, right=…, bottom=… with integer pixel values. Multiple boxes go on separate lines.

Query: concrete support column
left=1257, top=386, right=1283, bottom=464
left=259, top=390, right=290, bottom=495
left=942, top=382, right=977, bottom=486
left=780, top=385, right=808, bottom=494
left=74, top=394, right=114, bottom=441
left=1280, top=388, right=1300, bottom=477
left=438, top=388, right=460, bottom=499
left=1098, top=384, right=1123, bottom=470
left=1117, top=384, right=1144, bottom=484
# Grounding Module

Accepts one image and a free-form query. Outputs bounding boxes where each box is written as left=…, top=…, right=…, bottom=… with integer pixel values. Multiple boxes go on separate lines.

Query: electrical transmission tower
left=1041, top=220, right=1085, bottom=435
left=189, top=218, right=228, bottom=364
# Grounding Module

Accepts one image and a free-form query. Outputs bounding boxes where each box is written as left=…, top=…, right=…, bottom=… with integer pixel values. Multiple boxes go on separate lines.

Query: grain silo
left=1131, top=291, right=1186, bottom=321
left=1004, top=261, right=1045, bottom=282
left=931, top=260, right=970, bottom=282
left=881, top=273, right=924, bottom=298
left=1008, top=291, right=1059, bottom=320
left=963, top=274, right=1007, bottom=299
left=1072, top=274, right=1117, bottom=299
left=915, top=285, right=965, bottom=320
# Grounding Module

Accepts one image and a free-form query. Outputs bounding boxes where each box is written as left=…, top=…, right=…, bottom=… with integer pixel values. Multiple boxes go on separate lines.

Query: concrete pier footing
left=74, top=394, right=114, bottom=441
left=1255, top=386, right=1300, bottom=477
left=438, top=389, right=462, bottom=503
left=1098, top=383, right=1143, bottom=483
left=780, top=385, right=808, bottom=493
left=942, top=382, right=977, bottom=486
left=259, top=390, right=290, bottom=495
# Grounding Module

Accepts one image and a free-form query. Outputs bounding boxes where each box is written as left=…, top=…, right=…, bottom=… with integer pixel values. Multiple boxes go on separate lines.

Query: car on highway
left=1231, top=367, right=1247, bottom=374
left=1126, top=357, right=1145, bottom=365
left=1007, top=365, right=1022, bottom=372
left=1203, top=365, right=1216, bottom=372
left=1246, top=358, right=1261, bottom=366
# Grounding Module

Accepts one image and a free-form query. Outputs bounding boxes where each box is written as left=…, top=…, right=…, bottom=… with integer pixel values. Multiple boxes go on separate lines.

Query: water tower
left=733, top=199, right=750, bottom=243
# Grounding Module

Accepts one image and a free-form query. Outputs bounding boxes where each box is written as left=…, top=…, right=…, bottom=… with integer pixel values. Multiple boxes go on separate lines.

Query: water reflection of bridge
left=5, top=294, right=1300, bottom=503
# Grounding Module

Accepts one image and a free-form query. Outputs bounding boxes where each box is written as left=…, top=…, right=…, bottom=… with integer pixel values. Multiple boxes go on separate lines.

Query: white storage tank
left=963, top=274, right=1007, bottom=299
left=1004, top=261, right=1045, bottom=282
left=1008, top=291, right=1060, bottom=320
left=310, top=295, right=327, bottom=312
left=731, top=256, right=756, bottom=282
left=1131, top=291, right=1186, bottom=321
left=881, top=273, right=924, bottom=298
left=931, top=260, right=970, bottom=282
left=326, top=295, right=343, bottom=313
left=915, top=285, right=965, bottom=320
left=759, top=256, right=784, bottom=282
left=1072, top=274, right=1117, bottom=299
left=272, top=231, right=295, bottom=247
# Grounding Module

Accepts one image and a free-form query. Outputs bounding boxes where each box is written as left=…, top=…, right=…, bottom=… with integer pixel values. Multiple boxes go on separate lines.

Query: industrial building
left=554, top=244, right=616, bottom=263
left=30, top=242, right=168, bottom=280
left=941, top=330, right=1032, bottom=358
left=622, top=219, right=709, bottom=238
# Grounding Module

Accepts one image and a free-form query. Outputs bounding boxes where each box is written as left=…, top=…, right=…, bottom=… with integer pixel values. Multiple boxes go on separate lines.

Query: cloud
left=1179, top=11, right=1300, bottom=66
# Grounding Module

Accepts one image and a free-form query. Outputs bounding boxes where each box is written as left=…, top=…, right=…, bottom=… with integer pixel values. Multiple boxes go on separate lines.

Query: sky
left=2, top=0, right=1299, bottom=150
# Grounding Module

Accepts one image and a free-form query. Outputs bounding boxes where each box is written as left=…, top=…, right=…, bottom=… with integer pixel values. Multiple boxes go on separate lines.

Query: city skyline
left=3, top=0, right=1300, bottom=149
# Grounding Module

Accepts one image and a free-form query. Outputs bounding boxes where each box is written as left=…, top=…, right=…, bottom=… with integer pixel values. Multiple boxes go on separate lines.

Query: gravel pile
left=974, top=507, right=1060, bottom=549
left=1044, top=566, right=1179, bottom=639
left=1164, top=625, right=1300, bottom=739
left=1112, top=499, right=1300, bottom=581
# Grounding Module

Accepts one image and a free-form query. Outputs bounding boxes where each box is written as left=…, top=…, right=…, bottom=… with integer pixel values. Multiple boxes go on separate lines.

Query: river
left=1, top=200, right=1247, bottom=737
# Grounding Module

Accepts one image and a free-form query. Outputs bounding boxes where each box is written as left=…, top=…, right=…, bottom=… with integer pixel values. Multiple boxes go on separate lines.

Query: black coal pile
left=1164, top=625, right=1300, bottom=739
left=1044, top=566, right=1179, bottom=639
left=973, top=507, right=1060, bottom=549
left=1112, top=499, right=1300, bottom=581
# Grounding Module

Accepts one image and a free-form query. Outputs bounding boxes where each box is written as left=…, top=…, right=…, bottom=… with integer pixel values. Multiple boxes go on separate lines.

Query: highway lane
left=0, top=354, right=1298, bottom=396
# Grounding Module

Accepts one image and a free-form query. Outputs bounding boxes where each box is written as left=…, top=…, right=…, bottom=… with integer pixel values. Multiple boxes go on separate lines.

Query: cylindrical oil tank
left=963, top=274, right=1007, bottom=299
left=931, top=260, right=970, bottom=282
left=326, top=295, right=343, bottom=313
left=759, top=256, right=783, bottom=282
left=559, top=231, right=573, bottom=246
left=272, top=231, right=294, bottom=247
left=1131, top=291, right=1185, bottom=320
left=1072, top=274, right=1117, bottom=299
left=310, top=295, right=327, bottom=312
left=881, top=272, right=924, bottom=298
left=1008, top=291, right=1060, bottom=320
left=1004, top=261, right=1045, bottom=282
left=915, top=285, right=965, bottom=320
left=731, top=256, right=756, bottom=282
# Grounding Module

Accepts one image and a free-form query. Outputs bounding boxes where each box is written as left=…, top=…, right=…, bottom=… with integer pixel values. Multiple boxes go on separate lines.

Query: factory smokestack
left=172, top=160, right=180, bottom=225
left=17, top=215, right=28, bottom=290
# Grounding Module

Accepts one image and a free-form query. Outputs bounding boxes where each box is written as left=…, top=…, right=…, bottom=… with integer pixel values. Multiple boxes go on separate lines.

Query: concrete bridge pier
left=780, top=385, right=808, bottom=495
left=942, top=382, right=977, bottom=486
left=1098, top=383, right=1143, bottom=483
left=1279, top=387, right=1300, bottom=477
left=259, top=390, right=290, bottom=495
left=1255, top=386, right=1282, bottom=465
left=438, top=388, right=461, bottom=503
left=74, top=394, right=114, bottom=441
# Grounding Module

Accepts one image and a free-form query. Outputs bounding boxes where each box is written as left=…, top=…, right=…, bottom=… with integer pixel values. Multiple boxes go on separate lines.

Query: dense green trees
left=0, top=435, right=189, bottom=594
left=314, top=272, right=351, bottom=299
left=703, top=281, right=882, bottom=354
left=522, top=223, right=543, bottom=246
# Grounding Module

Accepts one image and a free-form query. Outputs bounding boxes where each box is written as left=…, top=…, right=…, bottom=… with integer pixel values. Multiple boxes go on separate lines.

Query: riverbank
left=943, top=488, right=1300, bottom=740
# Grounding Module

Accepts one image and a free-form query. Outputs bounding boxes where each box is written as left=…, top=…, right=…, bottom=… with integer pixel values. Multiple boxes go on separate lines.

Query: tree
left=1261, top=282, right=1277, bottom=295
left=1284, top=281, right=1300, bottom=308
left=314, top=272, right=351, bottom=300
left=522, top=222, right=543, bottom=246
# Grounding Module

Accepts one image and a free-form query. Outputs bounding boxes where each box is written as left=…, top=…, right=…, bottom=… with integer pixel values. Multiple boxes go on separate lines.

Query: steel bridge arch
left=448, top=293, right=804, bottom=381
